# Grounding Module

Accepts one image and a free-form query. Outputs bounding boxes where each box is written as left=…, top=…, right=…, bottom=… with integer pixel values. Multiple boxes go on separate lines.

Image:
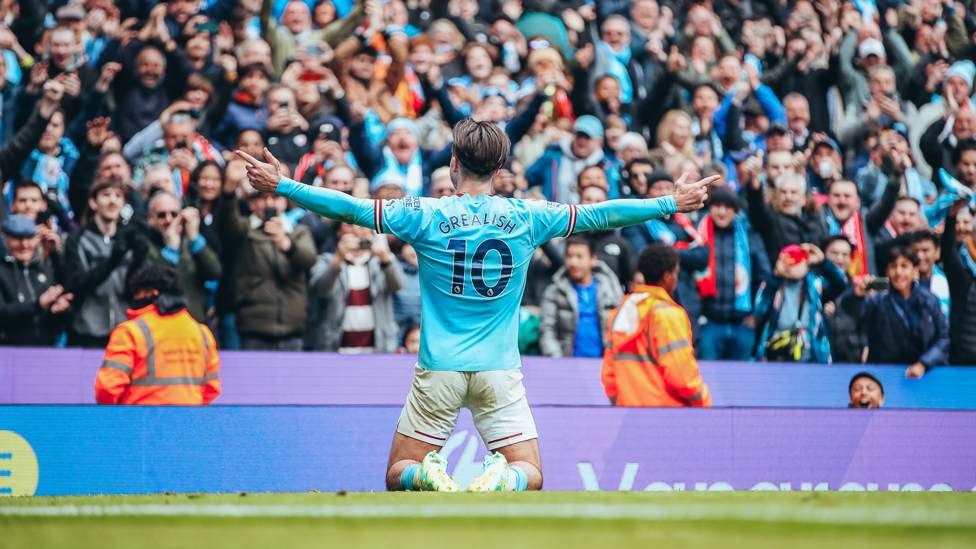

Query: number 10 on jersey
left=447, top=239, right=514, bottom=298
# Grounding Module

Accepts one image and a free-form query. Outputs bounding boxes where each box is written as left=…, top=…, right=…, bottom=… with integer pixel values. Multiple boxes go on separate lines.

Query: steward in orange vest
left=602, top=244, right=711, bottom=407
left=95, top=265, right=220, bottom=405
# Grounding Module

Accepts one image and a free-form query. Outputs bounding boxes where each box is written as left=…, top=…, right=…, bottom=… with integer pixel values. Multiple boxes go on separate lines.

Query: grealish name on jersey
left=437, top=212, right=519, bottom=235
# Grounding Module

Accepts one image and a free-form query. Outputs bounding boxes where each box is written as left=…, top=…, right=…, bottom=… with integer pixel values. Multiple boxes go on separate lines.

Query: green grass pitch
left=2, top=491, right=974, bottom=549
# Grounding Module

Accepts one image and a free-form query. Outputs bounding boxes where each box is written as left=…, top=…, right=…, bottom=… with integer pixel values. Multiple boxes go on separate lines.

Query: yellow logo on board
left=0, top=431, right=38, bottom=496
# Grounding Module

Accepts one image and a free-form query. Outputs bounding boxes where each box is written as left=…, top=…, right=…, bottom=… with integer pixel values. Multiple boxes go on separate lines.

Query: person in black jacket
left=746, top=166, right=829, bottom=266
left=62, top=177, right=148, bottom=347
left=0, top=215, right=73, bottom=346
left=941, top=199, right=976, bottom=365
left=822, top=234, right=868, bottom=364
left=843, top=245, right=950, bottom=378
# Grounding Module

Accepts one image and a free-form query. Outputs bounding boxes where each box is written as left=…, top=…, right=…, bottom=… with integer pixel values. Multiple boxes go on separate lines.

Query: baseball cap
left=849, top=371, right=884, bottom=395
left=858, top=38, right=886, bottom=59
left=574, top=115, right=604, bottom=139
left=1, top=214, right=37, bottom=238
left=55, top=4, right=87, bottom=21
left=811, top=137, right=842, bottom=155
left=779, top=244, right=809, bottom=264
left=767, top=120, right=790, bottom=136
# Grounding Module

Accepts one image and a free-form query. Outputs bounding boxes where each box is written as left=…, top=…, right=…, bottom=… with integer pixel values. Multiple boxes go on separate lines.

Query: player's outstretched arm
left=236, top=148, right=375, bottom=228
left=574, top=172, right=718, bottom=232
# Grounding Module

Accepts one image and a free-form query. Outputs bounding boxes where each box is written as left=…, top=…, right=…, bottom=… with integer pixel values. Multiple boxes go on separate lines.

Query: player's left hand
left=672, top=172, right=720, bottom=213
left=236, top=147, right=282, bottom=193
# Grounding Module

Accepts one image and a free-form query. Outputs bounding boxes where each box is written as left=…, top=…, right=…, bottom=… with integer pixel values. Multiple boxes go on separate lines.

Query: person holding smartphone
left=307, top=222, right=406, bottom=353
left=842, top=245, right=949, bottom=378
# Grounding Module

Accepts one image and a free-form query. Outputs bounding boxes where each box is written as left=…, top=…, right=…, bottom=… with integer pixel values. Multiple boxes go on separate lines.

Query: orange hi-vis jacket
left=95, top=304, right=221, bottom=405
left=601, top=284, right=711, bottom=407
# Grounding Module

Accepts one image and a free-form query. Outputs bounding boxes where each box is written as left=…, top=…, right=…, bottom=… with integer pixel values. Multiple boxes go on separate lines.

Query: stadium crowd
left=2, top=0, right=976, bottom=377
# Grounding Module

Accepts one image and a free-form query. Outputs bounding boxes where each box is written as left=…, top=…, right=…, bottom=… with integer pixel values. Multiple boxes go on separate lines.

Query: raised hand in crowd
left=86, top=117, right=115, bottom=149
left=666, top=45, right=686, bottom=73
left=37, top=219, right=61, bottom=254
left=800, top=243, right=825, bottom=265
left=574, top=43, right=593, bottom=70
left=263, top=215, right=292, bottom=252
left=38, top=80, right=65, bottom=119
left=672, top=171, right=720, bottom=213
left=163, top=211, right=184, bottom=249
left=214, top=21, right=235, bottom=55
left=27, top=61, right=49, bottom=95
left=333, top=233, right=361, bottom=265
left=743, top=150, right=765, bottom=190
left=95, top=62, right=122, bottom=93
left=501, top=0, right=523, bottom=21
left=182, top=207, right=201, bottom=242
left=54, top=71, right=82, bottom=98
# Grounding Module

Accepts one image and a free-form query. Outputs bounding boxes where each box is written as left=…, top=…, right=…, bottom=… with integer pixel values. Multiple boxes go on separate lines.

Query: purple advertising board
left=0, top=405, right=973, bottom=495
left=3, top=347, right=976, bottom=409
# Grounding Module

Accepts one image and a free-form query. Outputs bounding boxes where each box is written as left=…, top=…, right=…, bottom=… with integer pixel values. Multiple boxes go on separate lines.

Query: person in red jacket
left=95, top=264, right=220, bottom=405
left=602, top=243, right=712, bottom=407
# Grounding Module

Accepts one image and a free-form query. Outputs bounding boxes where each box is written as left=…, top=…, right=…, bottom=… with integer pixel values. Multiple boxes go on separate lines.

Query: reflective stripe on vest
left=100, top=360, right=132, bottom=375
left=658, top=339, right=690, bottom=356
left=127, top=316, right=214, bottom=387
left=682, top=388, right=705, bottom=403
left=134, top=318, right=156, bottom=378
left=613, top=352, right=656, bottom=364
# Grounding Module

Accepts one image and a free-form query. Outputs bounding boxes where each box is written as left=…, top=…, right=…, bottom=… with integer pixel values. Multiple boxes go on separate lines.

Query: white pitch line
left=1, top=503, right=974, bottom=526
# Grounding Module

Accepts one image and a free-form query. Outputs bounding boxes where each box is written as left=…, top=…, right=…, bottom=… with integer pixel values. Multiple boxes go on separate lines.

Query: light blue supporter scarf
left=905, top=168, right=925, bottom=204
left=696, top=214, right=753, bottom=313
left=599, top=41, right=633, bottom=104
left=930, top=264, right=950, bottom=319
left=730, top=216, right=753, bottom=312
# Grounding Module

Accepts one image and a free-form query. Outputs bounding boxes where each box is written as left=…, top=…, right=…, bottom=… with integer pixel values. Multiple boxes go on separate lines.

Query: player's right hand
left=672, top=171, right=720, bottom=213
left=236, top=147, right=282, bottom=193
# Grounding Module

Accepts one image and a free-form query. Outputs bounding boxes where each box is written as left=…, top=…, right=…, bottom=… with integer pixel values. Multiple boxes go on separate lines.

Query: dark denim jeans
left=698, top=320, right=755, bottom=360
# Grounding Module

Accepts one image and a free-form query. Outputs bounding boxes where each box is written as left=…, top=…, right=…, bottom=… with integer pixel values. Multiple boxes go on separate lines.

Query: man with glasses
left=144, top=192, right=222, bottom=323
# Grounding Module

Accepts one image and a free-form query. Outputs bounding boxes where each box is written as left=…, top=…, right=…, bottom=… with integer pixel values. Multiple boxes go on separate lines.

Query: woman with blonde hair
left=652, top=110, right=696, bottom=165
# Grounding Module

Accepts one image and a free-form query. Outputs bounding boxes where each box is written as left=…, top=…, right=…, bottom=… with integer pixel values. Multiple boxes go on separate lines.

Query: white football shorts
left=396, top=364, right=538, bottom=450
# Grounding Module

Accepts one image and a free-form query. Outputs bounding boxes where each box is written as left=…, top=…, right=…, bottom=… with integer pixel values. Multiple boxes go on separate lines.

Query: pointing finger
left=235, top=150, right=259, bottom=166
left=698, top=175, right=722, bottom=187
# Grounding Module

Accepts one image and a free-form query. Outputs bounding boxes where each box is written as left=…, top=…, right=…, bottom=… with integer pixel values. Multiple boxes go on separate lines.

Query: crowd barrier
left=1, top=405, right=973, bottom=495
left=3, top=347, right=976, bottom=409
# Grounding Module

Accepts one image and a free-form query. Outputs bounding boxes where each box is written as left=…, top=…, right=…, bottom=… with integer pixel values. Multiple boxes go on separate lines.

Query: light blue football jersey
left=276, top=178, right=677, bottom=371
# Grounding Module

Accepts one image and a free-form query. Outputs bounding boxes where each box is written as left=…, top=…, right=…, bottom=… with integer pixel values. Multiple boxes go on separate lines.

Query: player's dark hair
left=565, top=235, right=595, bottom=256
left=886, top=245, right=920, bottom=268
left=638, top=243, right=680, bottom=285
left=128, top=264, right=185, bottom=297
left=909, top=230, right=940, bottom=248
left=452, top=118, right=510, bottom=178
